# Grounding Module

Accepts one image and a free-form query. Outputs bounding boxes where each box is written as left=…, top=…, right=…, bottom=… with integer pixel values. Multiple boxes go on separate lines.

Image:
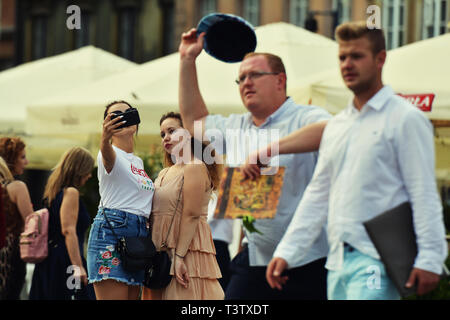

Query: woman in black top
left=29, top=147, right=95, bottom=300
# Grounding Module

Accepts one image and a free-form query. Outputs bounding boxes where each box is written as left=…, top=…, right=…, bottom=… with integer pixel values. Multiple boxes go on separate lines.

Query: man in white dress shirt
left=265, top=21, right=448, bottom=299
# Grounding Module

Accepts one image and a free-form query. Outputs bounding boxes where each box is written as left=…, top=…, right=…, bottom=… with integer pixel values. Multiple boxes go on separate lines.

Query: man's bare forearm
left=179, top=58, right=209, bottom=135
left=277, top=121, right=328, bottom=155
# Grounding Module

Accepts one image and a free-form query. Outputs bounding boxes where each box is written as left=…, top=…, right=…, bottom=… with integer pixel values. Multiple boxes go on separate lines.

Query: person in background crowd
left=29, top=147, right=95, bottom=300
left=0, top=183, right=5, bottom=250
left=0, top=152, right=33, bottom=299
left=207, top=195, right=233, bottom=291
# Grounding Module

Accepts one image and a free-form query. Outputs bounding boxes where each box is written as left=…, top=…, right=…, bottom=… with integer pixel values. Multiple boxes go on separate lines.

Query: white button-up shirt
left=274, top=86, right=447, bottom=274
left=206, top=97, right=332, bottom=267
left=207, top=193, right=234, bottom=244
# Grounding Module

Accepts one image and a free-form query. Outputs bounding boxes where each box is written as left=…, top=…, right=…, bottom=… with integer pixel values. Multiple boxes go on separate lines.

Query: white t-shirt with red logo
left=97, top=145, right=154, bottom=218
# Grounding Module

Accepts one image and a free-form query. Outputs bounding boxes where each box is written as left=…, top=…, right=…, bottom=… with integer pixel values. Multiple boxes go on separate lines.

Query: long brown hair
left=0, top=137, right=26, bottom=175
left=159, top=112, right=222, bottom=190
left=43, top=147, right=95, bottom=205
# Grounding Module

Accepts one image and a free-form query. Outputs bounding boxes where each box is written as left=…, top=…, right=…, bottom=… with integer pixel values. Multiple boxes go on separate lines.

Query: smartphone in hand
left=111, top=108, right=141, bottom=129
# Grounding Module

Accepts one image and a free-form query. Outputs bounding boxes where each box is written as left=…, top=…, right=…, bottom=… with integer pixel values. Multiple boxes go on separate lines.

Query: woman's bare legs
left=94, top=279, right=140, bottom=300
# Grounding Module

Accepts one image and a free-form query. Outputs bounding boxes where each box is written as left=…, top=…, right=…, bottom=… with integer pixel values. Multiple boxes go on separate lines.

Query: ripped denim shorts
left=87, top=208, right=149, bottom=286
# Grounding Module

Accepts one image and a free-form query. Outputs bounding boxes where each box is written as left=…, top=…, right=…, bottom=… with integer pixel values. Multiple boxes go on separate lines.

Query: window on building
left=199, top=0, right=216, bottom=17
left=289, top=0, right=309, bottom=28
left=74, top=11, right=90, bottom=49
left=242, top=0, right=260, bottom=26
left=333, top=0, right=351, bottom=25
left=423, top=0, right=448, bottom=39
left=31, top=15, right=47, bottom=60
left=118, top=8, right=137, bottom=61
left=161, top=0, right=175, bottom=55
left=382, top=0, right=407, bottom=49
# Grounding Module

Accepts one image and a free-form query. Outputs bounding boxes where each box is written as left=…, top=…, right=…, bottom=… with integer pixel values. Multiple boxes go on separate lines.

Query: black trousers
left=214, top=240, right=231, bottom=292
left=225, top=247, right=327, bottom=300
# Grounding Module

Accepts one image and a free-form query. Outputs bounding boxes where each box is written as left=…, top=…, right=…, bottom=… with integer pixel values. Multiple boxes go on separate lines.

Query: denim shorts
left=87, top=208, right=149, bottom=286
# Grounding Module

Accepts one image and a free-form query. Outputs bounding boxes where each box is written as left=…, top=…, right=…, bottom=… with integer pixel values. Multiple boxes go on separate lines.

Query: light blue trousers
left=327, top=244, right=401, bottom=300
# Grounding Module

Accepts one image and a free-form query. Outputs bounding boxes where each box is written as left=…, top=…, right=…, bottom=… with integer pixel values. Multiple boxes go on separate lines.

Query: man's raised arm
left=179, top=28, right=209, bottom=136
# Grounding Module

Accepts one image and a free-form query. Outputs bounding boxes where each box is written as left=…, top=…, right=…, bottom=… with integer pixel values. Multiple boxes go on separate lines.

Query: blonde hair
left=43, top=147, right=94, bottom=205
left=335, top=21, right=386, bottom=55
left=0, top=156, right=14, bottom=182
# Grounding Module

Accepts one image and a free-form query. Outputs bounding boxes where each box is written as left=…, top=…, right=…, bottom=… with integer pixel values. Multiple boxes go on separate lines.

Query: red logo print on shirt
left=130, top=164, right=150, bottom=179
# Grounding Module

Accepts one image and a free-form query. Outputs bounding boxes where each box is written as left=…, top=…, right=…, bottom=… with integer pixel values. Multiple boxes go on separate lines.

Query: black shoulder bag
left=143, top=177, right=184, bottom=289
left=102, top=206, right=156, bottom=273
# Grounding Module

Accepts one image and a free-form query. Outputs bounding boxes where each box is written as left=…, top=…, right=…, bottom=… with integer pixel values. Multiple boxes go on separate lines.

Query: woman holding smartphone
left=86, top=101, right=155, bottom=300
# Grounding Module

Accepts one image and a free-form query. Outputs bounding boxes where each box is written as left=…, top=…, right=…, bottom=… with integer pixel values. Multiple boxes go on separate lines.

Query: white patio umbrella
left=0, top=46, right=136, bottom=135
left=25, top=22, right=339, bottom=169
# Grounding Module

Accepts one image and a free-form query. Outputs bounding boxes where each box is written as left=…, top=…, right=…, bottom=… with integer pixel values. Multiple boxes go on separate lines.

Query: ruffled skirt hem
left=152, top=214, right=222, bottom=279
left=142, top=277, right=224, bottom=300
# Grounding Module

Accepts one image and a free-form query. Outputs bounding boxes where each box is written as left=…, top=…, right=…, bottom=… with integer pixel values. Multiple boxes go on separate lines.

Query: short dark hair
left=242, top=52, right=287, bottom=90
left=243, top=52, right=286, bottom=75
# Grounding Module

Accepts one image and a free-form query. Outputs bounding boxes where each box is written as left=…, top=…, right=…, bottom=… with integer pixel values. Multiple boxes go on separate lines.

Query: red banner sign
left=397, top=93, right=435, bottom=112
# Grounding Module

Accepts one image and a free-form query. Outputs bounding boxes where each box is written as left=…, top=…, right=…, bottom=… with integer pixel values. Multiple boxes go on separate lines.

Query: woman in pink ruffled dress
left=142, top=112, right=224, bottom=300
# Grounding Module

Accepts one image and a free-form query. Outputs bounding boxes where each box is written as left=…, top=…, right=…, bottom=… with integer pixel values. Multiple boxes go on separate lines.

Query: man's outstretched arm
left=179, top=28, right=209, bottom=136
left=242, top=120, right=328, bottom=179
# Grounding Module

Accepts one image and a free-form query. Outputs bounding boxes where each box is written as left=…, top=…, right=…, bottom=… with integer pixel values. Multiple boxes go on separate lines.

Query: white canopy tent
left=0, top=46, right=136, bottom=135
left=290, top=33, right=450, bottom=181
left=25, top=22, right=339, bottom=169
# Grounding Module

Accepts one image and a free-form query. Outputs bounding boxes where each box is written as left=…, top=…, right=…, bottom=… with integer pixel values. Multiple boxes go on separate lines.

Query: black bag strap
left=99, top=198, right=134, bottom=242
left=160, top=177, right=184, bottom=250
left=101, top=169, right=184, bottom=248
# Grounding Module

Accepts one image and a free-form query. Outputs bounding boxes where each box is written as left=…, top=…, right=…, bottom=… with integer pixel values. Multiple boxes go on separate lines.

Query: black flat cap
left=197, top=13, right=257, bottom=63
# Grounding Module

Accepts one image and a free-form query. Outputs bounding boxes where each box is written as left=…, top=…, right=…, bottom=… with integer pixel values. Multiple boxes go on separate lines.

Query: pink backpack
left=20, top=208, right=49, bottom=263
